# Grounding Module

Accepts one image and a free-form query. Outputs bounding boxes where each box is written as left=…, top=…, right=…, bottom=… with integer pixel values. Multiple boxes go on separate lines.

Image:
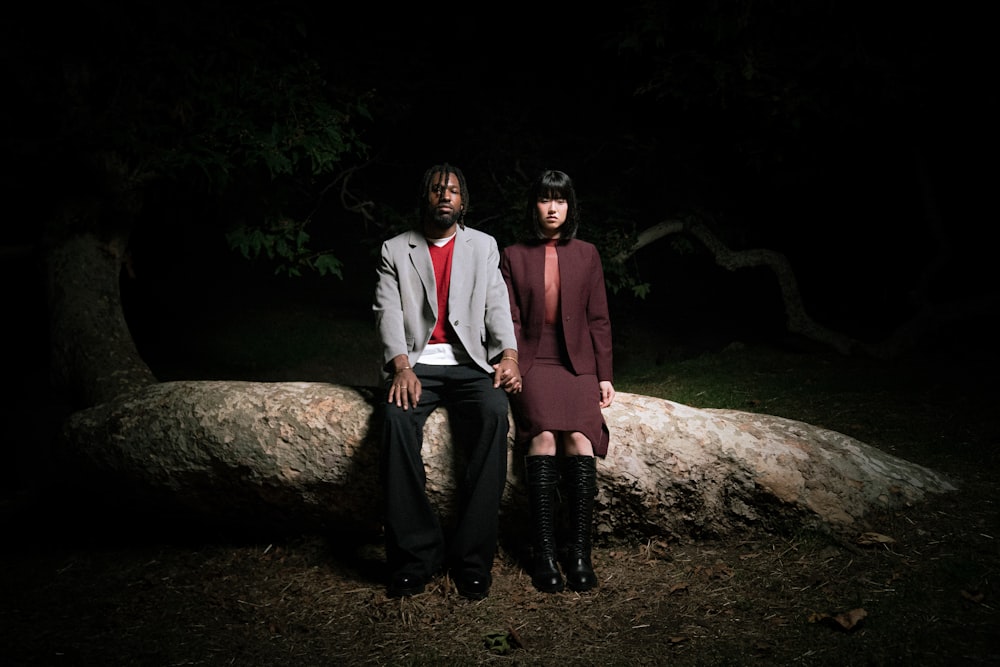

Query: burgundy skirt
left=511, top=325, right=609, bottom=457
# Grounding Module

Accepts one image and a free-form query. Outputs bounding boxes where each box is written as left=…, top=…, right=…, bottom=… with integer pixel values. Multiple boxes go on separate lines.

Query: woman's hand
left=599, top=381, right=615, bottom=408
left=493, top=358, right=522, bottom=394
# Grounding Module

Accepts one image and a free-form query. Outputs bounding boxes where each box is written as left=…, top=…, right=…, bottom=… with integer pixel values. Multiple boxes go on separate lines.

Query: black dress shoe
left=453, top=572, right=491, bottom=600
left=388, top=574, right=426, bottom=598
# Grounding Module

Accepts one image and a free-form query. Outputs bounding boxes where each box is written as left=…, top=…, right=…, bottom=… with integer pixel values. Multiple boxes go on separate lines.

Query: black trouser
left=380, top=363, right=510, bottom=581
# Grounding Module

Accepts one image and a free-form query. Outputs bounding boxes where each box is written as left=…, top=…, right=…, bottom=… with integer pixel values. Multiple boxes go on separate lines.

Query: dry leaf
left=507, top=625, right=525, bottom=649
left=856, top=532, right=896, bottom=546
left=810, top=607, right=868, bottom=632
left=712, top=563, right=735, bottom=579
left=961, top=589, right=985, bottom=604
left=643, top=540, right=672, bottom=560
left=832, top=607, right=867, bottom=630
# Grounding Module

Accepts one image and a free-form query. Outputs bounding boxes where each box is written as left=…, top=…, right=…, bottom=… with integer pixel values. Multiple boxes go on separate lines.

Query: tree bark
left=61, top=381, right=957, bottom=541
left=45, top=233, right=157, bottom=407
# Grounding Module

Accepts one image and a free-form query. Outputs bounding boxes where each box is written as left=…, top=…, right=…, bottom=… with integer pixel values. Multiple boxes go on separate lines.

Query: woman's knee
left=529, top=431, right=557, bottom=456
left=563, top=431, right=594, bottom=456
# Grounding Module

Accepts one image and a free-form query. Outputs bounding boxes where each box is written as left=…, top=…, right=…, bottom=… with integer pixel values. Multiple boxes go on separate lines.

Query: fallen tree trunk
left=62, top=381, right=957, bottom=541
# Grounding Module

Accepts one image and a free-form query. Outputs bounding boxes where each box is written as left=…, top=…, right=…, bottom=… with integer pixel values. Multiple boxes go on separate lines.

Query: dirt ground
left=1, top=477, right=996, bottom=666
left=3, top=303, right=998, bottom=666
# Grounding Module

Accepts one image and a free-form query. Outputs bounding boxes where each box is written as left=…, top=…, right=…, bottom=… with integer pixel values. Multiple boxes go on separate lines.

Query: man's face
left=425, top=172, right=463, bottom=231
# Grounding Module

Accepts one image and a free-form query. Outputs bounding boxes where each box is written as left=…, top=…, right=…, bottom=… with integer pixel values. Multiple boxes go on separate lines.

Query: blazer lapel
left=449, top=227, right=471, bottom=308
left=407, top=230, right=437, bottom=317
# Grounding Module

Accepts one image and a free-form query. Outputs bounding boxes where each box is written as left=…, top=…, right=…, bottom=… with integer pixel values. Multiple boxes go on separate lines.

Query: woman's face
left=536, top=195, right=568, bottom=238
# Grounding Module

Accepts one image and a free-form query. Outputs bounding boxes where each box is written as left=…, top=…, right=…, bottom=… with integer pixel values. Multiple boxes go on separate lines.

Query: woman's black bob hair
left=525, top=169, right=579, bottom=242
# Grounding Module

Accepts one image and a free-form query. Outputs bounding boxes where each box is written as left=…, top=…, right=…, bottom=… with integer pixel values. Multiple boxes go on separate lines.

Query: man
left=373, top=163, right=522, bottom=599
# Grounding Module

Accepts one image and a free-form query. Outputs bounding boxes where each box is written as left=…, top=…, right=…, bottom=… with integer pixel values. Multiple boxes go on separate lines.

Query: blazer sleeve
left=501, top=243, right=542, bottom=374
left=585, top=243, right=614, bottom=383
left=447, top=227, right=517, bottom=373
left=373, top=237, right=409, bottom=372
left=500, top=248, right=517, bottom=331
left=482, top=234, right=518, bottom=362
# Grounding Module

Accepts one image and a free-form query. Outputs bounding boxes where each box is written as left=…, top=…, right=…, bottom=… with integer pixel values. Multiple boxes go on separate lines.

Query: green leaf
left=313, top=253, right=343, bottom=279
left=483, top=631, right=511, bottom=655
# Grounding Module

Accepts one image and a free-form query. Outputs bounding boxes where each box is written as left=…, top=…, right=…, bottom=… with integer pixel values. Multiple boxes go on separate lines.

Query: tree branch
left=610, top=215, right=996, bottom=359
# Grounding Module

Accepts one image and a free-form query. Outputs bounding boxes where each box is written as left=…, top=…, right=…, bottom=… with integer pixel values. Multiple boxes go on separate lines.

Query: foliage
left=13, top=3, right=371, bottom=276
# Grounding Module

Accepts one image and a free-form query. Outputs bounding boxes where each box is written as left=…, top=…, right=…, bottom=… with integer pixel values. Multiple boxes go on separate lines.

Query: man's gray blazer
left=373, top=225, right=517, bottom=380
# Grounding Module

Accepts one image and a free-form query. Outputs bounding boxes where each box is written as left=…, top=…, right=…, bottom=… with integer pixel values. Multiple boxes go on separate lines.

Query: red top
left=428, top=237, right=456, bottom=344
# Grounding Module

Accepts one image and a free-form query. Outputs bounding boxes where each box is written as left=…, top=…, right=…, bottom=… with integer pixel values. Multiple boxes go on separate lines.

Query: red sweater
left=428, top=237, right=456, bottom=344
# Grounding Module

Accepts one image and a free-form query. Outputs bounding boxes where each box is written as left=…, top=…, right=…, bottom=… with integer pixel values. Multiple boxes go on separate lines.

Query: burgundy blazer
left=500, top=239, right=613, bottom=382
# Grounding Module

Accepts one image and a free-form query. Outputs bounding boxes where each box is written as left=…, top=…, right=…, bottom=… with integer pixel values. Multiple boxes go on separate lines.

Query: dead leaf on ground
left=693, top=562, right=734, bottom=580
left=809, top=607, right=868, bottom=632
left=856, top=532, right=896, bottom=546
left=960, top=589, right=986, bottom=604
left=642, top=540, right=672, bottom=560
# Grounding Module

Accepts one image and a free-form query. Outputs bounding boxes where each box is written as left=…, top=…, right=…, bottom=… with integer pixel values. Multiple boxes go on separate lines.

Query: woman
left=500, top=169, right=615, bottom=593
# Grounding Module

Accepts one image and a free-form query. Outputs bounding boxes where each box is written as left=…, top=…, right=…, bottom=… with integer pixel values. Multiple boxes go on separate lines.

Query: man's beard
left=429, top=208, right=460, bottom=229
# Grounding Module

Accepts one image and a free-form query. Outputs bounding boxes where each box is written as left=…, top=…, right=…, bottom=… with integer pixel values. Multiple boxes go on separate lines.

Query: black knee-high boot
left=563, top=455, right=598, bottom=592
left=524, top=455, right=564, bottom=593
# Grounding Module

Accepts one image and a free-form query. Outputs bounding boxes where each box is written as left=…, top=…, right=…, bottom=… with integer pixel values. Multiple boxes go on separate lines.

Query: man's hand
left=493, top=356, right=522, bottom=394
left=388, top=367, right=421, bottom=409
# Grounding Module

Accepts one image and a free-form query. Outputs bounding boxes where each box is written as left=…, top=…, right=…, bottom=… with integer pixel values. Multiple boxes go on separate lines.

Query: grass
left=617, top=339, right=996, bottom=476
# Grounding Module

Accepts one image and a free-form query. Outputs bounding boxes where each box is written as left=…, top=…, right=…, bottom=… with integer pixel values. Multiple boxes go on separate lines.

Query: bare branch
left=685, top=221, right=859, bottom=355
left=610, top=214, right=997, bottom=359
left=612, top=219, right=685, bottom=263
